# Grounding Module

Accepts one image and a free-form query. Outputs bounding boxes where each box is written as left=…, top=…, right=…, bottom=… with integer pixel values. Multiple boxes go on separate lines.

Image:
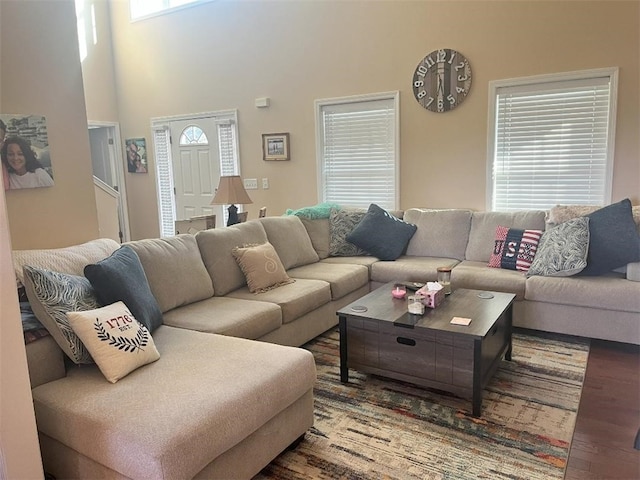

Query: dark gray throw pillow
left=84, top=246, right=163, bottom=332
left=579, top=198, right=640, bottom=276
left=346, top=204, right=417, bottom=261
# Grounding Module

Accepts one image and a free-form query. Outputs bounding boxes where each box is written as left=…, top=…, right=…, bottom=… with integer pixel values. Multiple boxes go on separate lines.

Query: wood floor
left=565, top=339, right=640, bottom=479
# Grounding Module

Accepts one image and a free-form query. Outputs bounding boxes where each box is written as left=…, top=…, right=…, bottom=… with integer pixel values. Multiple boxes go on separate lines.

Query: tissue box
left=417, top=285, right=445, bottom=308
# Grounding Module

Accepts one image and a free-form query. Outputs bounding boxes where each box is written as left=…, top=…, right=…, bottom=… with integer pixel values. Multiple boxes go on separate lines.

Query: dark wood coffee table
left=337, top=283, right=515, bottom=417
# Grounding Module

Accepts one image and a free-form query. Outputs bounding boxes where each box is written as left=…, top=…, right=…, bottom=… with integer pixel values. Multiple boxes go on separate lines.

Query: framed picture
left=262, top=133, right=290, bottom=161
left=1, top=114, right=54, bottom=190
left=125, top=137, right=147, bottom=173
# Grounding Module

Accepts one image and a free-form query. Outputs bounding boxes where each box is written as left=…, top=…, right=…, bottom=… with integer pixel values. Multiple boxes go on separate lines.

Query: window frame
left=129, top=0, right=216, bottom=22
left=486, top=67, right=618, bottom=211
left=315, top=91, right=400, bottom=210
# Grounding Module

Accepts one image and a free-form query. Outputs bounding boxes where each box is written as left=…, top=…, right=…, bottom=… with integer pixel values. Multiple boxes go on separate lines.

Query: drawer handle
left=397, top=337, right=416, bottom=346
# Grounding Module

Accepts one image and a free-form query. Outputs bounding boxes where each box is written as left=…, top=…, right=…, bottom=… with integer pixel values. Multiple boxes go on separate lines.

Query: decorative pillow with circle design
left=67, top=301, right=160, bottom=383
left=232, top=242, right=295, bottom=293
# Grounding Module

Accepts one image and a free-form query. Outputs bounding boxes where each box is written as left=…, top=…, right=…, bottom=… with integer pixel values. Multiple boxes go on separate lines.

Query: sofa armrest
left=26, top=335, right=66, bottom=389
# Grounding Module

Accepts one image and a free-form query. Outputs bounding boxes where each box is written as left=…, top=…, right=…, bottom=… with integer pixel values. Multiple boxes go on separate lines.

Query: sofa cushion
left=227, top=278, right=331, bottom=324
left=300, top=217, right=330, bottom=259
left=450, top=260, right=527, bottom=300
left=465, top=210, right=546, bottom=262
left=22, top=266, right=98, bottom=364
left=370, top=256, right=459, bottom=285
left=579, top=198, right=640, bottom=276
left=287, top=262, right=369, bottom=300
left=12, top=238, right=120, bottom=287
left=162, top=296, right=282, bottom=339
left=84, top=246, right=163, bottom=333
left=488, top=226, right=542, bottom=272
left=527, top=217, right=590, bottom=277
left=67, top=302, right=160, bottom=383
left=525, top=273, right=639, bottom=313
left=259, top=216, right=319, bottom=269
left=126, top=235, right=214, bottom=313
left=404, top=209, right=472, bottom=260
left=232, top=242, right=295, bottom=293
left=31, top=326, right=316, bottom=480
left=196, top=221, right=269, bottom=296
left=346, top=203, right=417, bottom=261
left=329, top=208, right=367, bottom=256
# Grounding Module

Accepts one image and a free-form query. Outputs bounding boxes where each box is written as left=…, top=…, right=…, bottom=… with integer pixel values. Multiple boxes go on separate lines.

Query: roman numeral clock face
left=412, top=49, right=472, bottom=113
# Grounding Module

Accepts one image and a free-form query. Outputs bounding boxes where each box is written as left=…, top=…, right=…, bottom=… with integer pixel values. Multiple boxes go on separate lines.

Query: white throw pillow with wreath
left=66, top=301, right=160, bottom=383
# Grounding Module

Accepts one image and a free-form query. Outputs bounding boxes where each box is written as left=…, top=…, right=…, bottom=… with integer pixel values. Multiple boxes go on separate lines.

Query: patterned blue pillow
left=526, top=217, right=590, bottom=277
left=23, top=266, right=97, bottom=364
left=329, top=208, right=368, bottom=257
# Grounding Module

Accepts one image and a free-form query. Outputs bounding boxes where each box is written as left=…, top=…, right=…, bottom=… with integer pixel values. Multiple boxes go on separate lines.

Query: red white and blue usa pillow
left=488, top=226, right=543, bottom=272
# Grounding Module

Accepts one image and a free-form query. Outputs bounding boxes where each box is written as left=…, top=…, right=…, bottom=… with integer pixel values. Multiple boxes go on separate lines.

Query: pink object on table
left=391, top=285, right=406, bottom=299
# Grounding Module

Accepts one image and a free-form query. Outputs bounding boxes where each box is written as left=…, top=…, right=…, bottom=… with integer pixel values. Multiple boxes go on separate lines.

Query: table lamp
left=211, top=175, right=253, bottom=226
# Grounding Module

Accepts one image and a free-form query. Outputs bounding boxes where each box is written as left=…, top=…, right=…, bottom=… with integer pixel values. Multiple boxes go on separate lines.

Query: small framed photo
left=125, top=137, right=147, bottom=173
left=262, top=133, right=290, bottom=161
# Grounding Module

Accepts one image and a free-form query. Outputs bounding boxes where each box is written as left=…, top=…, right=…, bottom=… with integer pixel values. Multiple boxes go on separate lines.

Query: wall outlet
left=243, top=178, right=258, bottom=190
left=262, top=178, right=269, bottom=189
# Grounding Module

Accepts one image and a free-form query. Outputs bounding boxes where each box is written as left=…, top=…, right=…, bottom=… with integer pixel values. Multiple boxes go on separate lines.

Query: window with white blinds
left=217, top=121, right=239, bottom=176
left=152, top=126, right=176, bottom=238
left=488, top=68, right=617, bottom=212
left=316, top=92, right=399, bottom=210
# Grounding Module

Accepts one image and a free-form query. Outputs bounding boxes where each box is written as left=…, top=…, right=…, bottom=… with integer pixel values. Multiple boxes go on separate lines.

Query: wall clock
left=412, top=48, right=472, bottom=113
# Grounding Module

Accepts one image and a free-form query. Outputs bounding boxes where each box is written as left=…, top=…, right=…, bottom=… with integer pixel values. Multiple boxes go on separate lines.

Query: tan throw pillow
left=66, top=302, right=160, bottom=383
left=232, top=242, right=295, bottom=293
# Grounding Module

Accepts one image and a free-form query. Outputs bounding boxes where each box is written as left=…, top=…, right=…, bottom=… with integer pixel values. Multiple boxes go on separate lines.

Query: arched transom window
left=179, top=125, right=209, bottom=145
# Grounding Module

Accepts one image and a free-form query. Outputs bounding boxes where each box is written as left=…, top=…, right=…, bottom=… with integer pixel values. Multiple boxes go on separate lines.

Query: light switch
left=262, top=178, right=269, bottom=189
left=244, top=178, right=258, bottom=190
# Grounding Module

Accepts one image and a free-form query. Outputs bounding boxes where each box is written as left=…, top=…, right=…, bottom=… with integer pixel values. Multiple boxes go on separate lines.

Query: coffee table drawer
left=377, top=328, right=436, bottom=379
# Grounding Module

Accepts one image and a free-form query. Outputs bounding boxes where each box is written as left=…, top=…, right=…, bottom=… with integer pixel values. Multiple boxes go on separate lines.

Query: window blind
left=217, top=121, right=238, bottom=176
left=318, top=96, right=397, bottom=210
left=492, top=75, right=614, bottom=211
left=153, top=126, right=176, bottom=237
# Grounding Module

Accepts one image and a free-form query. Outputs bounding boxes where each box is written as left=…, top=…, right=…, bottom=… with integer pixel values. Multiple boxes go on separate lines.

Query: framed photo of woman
left=0, top=114, right=54, bottom=190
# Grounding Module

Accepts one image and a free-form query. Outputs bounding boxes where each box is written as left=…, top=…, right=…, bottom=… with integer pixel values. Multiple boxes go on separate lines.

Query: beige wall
left=96, top=0, right=639, bottom=240
left=0, top=1, right=96, bottom=475
left=1, top=0, right=99, bottom=249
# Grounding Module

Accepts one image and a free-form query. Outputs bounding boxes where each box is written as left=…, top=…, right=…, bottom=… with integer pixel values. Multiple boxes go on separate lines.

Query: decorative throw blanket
left=285, top=202, right=341, bottom=219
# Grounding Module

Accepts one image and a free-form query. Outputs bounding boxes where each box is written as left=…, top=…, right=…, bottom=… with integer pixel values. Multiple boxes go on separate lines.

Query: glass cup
left=408, top=294, right=425, bottom=315
left=437, top=267, right=452, bottom=295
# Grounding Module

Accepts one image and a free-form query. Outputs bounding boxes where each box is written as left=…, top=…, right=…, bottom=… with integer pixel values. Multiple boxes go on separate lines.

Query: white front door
left=169, top=118, right=222, bottom=221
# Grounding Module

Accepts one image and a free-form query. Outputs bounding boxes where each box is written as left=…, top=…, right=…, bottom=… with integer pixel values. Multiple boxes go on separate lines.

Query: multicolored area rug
left=256, top=328, right=589, bottom=480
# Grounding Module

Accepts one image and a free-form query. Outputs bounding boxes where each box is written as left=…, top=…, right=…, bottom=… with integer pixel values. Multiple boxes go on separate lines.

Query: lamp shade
left=211, top=176, right=253, bottom=205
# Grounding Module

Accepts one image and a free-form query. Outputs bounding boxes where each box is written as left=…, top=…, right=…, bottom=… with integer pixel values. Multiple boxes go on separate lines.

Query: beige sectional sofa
left=16, top=206, right=640, bottom=479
